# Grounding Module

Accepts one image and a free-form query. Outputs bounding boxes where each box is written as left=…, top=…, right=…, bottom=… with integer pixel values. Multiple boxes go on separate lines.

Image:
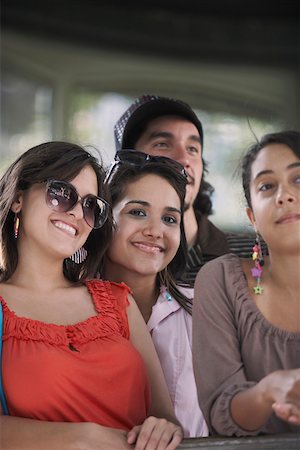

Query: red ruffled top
left=1, top=280, right=150, bottom=430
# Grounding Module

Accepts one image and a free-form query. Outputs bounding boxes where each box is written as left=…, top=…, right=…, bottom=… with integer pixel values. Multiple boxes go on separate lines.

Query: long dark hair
left=242, top=131, right=300, bottom=208
left=0, top=141, right=113, bottom=282
left=106, top=160, right=192, bottom=313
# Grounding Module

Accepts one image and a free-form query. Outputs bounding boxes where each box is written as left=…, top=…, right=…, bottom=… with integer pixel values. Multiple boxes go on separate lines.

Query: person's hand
left=271, top=374, right=300, bottom=425
left=267, top=369, right=300, bottom=426
left=127, top=416, right=183, bottom=450
left=272, top=402, right=300, bottom=425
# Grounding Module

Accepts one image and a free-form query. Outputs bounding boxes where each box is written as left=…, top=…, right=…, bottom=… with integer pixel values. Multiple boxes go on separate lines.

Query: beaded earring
left=159, top=269, right=172, bottom=301
left=251, top=232, right=264, bottom=295
left=160, top=285, right=173, bottom=302
left=69, top=247, right=88, bottom=264
left=14, top=213, right=20, bottom=239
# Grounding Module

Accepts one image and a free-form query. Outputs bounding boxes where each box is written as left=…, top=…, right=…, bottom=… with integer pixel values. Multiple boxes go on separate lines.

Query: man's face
left=134, top=115, right=203, bottom=209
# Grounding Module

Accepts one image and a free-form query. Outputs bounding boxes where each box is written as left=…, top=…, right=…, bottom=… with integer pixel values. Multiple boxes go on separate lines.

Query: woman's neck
left=251, top=251, right=300, bottom=333
left=9, top=248, right=68, bottom=291
left=267, top=251, right=300, bottom=298
left=131, top=279, right=160, bottom=323
left=104, top=263, right=158, bottom=322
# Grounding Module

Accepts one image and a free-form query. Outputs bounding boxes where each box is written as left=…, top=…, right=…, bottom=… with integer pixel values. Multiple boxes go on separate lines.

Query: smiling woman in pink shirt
left=104, top=150, right=208, bottom=438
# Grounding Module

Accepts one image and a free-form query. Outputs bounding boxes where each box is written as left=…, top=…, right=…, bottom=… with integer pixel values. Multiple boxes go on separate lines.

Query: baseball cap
left=114, top=94, right=204, bottom=152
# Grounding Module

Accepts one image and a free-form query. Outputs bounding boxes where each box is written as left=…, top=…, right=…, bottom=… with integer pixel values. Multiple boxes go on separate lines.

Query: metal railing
left=178, top=433, right=300, bottom=449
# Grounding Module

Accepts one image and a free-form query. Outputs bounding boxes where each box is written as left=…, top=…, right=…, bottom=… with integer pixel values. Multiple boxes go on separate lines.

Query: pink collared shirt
left=147, top=286, right=208, bottom=438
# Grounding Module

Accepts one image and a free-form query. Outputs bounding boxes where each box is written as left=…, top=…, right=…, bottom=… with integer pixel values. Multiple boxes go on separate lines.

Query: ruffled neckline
left=0, top=279, right=128, bottom=345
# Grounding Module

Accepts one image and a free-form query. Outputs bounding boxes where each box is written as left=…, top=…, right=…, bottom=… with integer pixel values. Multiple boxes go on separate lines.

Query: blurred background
left=1, top=0, right=299, bottom=231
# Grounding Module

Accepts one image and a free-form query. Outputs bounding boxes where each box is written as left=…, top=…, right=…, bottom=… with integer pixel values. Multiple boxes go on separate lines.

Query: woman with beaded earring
left=192, top=131, right=300, bottom=436
left=103, top=150, right=208, bottom=438
left=0, top=142, right=183, bottom=450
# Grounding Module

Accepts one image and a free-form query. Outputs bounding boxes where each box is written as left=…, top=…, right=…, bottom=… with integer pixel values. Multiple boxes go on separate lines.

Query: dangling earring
left=158, top=268, right=172, bottom=301
left=69, top=247, right=87, bottom=264
left=14, top=213, right=20, bottom=239
left=251, top=232, right=264, bottom=295
left=160, top=286, right=172, bottom=302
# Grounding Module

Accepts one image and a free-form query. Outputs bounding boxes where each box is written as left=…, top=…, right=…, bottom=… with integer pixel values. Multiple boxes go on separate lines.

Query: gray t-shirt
left=192, top=253, right=300, bottom=436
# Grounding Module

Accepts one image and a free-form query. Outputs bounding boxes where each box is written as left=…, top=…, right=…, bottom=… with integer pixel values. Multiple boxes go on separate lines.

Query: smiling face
left=134, top=115, right=203, bottom=209
left=105, top=173, right=182, bottom=280
left=12, top=165, right=98, bottom=261
left=247, top=143, right=300, bottom=252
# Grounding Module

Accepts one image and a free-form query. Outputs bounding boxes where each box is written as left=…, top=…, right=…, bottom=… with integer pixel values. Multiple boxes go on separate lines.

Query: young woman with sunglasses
left=192, top=131, right=300, bottom=436
left=103, top=151, right=208, bottom=438
left=0, top=142, right=183, bottom=450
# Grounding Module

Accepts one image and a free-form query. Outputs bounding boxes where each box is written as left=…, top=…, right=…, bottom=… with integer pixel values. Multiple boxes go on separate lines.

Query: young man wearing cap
left=113, top=95, right=257, bottom=285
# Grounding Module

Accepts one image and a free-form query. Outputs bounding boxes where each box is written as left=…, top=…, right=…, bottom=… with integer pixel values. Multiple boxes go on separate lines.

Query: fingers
left=164, top=427, right=182, bottom=450
left=127, top=425, right=140, bottom=445
left=272, top=402, right=300, bottom=426
left=127, top=417, right=183, bottom=450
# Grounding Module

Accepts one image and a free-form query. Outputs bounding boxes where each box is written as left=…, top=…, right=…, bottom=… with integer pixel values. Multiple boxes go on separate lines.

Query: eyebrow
left=253, top=162, right=300, bottom=181
left=125, top=200, right=181, bottom=215
left=148, top=131, right=201, bottom=144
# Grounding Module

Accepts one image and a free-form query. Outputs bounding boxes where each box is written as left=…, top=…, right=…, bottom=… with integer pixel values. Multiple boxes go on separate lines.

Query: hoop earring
left=14, top=213, right=20, bottom=239
left=251, top=232, right=264, bottom=295
left=69, top=247, right=87, bottom=264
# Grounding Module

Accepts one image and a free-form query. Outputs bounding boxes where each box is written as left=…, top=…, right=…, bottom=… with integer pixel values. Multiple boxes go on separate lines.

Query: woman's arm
left=0, top=415, right=130, bottom=450
left=193, top=256, right=250, bottom=435
left=231, top=369, right=300, bottom=430
left=192, top=255, right=300, bottom=436
left=126, top=294, right=183, bottom=448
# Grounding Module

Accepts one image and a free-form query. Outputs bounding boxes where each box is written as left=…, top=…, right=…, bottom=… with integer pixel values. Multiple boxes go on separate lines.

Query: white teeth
left=53, top=221, right=76, bottom=236
left=134, top=243, right=162, bottom=253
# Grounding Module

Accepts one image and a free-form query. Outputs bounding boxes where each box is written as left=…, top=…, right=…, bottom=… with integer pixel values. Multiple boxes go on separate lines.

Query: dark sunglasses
left=105, top=150, right=187, bottom=183
left=45, top=180, right=109, bottom=229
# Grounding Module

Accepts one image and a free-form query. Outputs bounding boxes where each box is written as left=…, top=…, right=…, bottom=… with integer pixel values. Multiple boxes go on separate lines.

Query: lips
left=132, top=242, right=164, bottom=254
left=275, top=213, right=300, bottom=224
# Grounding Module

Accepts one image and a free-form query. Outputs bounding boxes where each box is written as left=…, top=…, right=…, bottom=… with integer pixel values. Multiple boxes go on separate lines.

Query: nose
left=174, top=144, right=190, bottom=168
left=67, top=201, right=84, bottom=220
left=142, top=218, right=163, bottom=239
left=276, top=184, right=296, bottom=206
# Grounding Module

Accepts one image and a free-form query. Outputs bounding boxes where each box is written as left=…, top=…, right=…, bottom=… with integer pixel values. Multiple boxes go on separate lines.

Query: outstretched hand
left=271, top=371, right=300, bottom=426
left=272, top=402, right=300, bottom=425
left=127, top=416, right=183, bottom=450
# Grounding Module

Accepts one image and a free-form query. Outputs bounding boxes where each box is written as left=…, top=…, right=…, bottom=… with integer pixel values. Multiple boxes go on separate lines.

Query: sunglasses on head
left=45, top=180, right=109, bottom=229
left=105, top=150, right=187, bottom=183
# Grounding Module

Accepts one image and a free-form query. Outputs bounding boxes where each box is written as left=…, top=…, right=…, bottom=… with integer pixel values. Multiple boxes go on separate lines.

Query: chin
left=184, top=193, right=196, bottom=210
left=184, top=196, right=195, bottom=210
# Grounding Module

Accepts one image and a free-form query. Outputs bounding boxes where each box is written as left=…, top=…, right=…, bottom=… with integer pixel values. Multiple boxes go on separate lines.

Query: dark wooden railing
left=178, top=433, right=300, bottom=449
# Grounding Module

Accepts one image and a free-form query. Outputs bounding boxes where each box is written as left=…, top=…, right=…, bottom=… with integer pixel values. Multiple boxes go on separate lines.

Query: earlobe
left=11, top=193, right=23, bottom=213
left=246, top=207, right=257, bottom=230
